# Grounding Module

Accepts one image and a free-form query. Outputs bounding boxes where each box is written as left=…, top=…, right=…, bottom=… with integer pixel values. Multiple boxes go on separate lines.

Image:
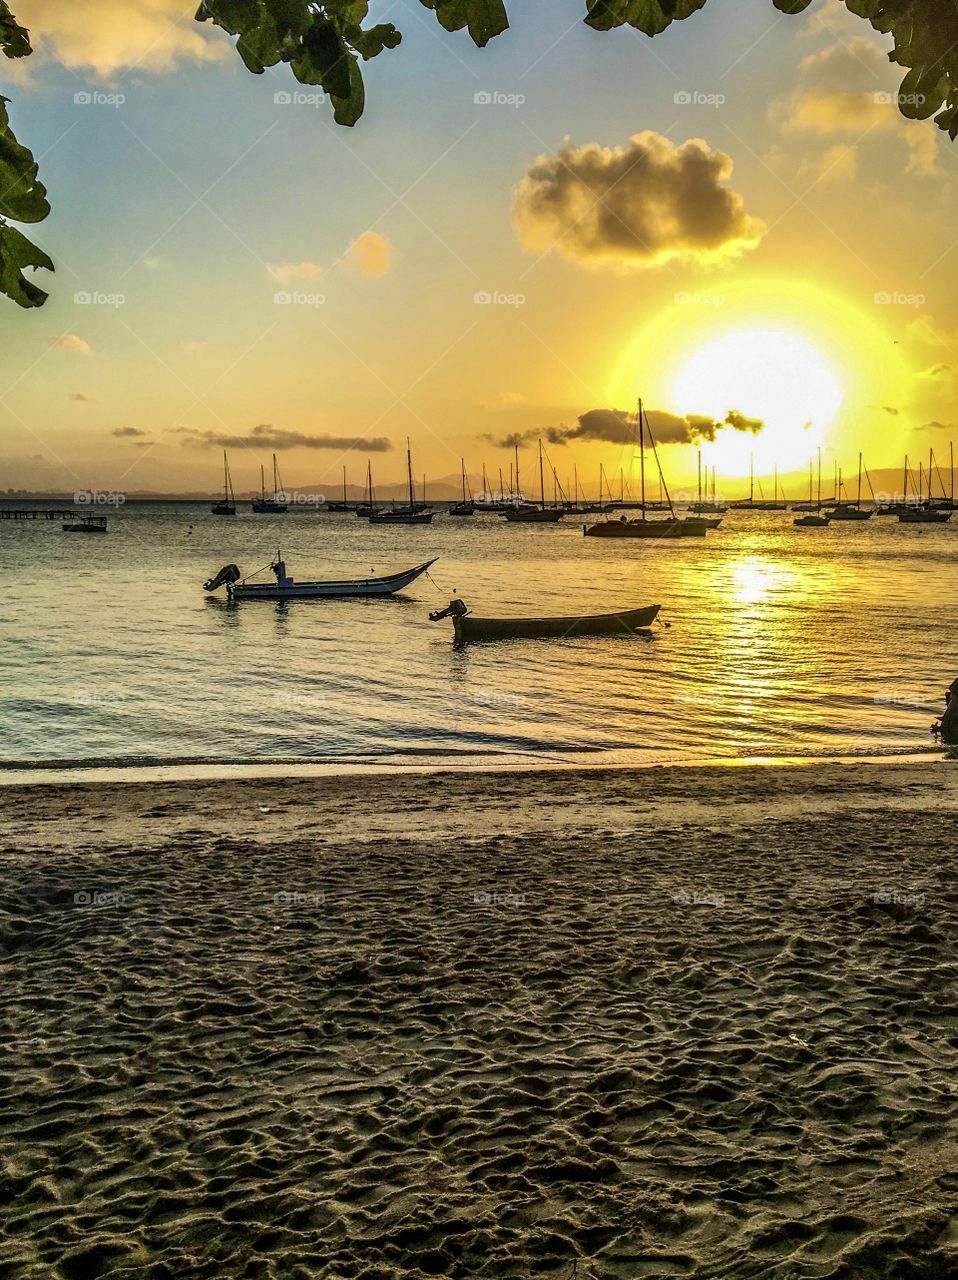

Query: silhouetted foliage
left=1, top=0, right=957, bottom=308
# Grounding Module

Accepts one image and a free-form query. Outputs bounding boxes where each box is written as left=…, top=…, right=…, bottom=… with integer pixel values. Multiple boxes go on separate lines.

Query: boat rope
left=424, top=566, right=454, bottom=599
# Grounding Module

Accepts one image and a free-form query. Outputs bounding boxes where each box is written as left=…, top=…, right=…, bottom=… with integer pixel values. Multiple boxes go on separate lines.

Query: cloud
left=113, top=426, right=147, bottom=438
left=921, top=363, right=953, bottom=380
left=512, top=132, right=765, bottom=271
left=919, top=421, right=954, bottom=432
left=142, top=256, right=163, bottom=270
left=486, top=407, right=765, bottom=449
left=69, top=392, right=96, bottom=403
left=181, top=424, right=393, bottom=452
left=11, top=0, right=228, bottom=79
left=342, top=231, right=392, bottom=278
left=49, top=335, right=91, bottom=356
left=872, top=405, right=899, bottom=416
left=773, top=34, right=939, bottom=176
left=501, top=391, right=526, bottom=405
left=268, top=261, right=324, bottom=283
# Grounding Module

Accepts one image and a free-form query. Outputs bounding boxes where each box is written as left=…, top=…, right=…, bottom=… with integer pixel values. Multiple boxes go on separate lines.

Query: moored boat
left=367, top=440, right=434, bottom=524
left=251, top=455, right=288, bottom=514
left=63, top=514, right=108, bottom=533
left=212, top=450, right=236, bottom=515
left=429, top=598, right=660, bottom=643
left=204, top=555, right=437, bottom=600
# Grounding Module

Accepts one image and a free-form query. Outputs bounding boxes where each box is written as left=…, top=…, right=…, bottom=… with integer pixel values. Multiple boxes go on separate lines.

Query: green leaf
left=348, top=22, right=402, bottom=61
left=330, top=54, right=365, bottom=125
left=585, top=0, right=707, bottom=36
left=0, top=221, right=53, bottom=308
left=0, top=2, right=31, bottom=58
left=292, top=16, right=352, bottom=99
left=772, top=0, right=812, bottom=13
left=0, top=96, right=49, bottom=223
left=418, top=0, right=509, bottom=48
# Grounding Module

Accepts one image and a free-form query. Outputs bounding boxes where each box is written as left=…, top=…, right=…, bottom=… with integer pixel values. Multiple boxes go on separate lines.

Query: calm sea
left=2, top=501, right=955, bottom=775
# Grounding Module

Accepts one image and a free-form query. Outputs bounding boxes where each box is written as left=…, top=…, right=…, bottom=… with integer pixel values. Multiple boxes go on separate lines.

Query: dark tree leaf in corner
left=585, top=0, right=708, bottom=37
left=0, top=97, right=49, bottom=224
left=0, top=1, right=31, bottom=58
left=418, top=0, right=509, bottom=48
left=0, top=222, right=53, bottom=308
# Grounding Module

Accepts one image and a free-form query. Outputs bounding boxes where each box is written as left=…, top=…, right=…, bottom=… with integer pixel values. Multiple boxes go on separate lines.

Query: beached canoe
left=449, top=603, right=660, bottom=643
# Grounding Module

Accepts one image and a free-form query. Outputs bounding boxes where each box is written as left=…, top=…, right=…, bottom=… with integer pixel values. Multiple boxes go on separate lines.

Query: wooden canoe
left=452, top=604, right=660, bottom=643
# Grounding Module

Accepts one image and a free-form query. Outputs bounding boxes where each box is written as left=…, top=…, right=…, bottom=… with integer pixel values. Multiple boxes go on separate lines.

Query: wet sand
left=2, top=763, right=958, bottom=1278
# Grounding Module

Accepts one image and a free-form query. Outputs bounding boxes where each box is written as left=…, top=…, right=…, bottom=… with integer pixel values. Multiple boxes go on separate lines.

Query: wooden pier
left=0, top=508, right=77, bottom=520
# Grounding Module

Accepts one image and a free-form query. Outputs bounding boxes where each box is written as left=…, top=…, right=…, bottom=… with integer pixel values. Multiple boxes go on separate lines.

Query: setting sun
left=672, top=329, right=843, bottom=472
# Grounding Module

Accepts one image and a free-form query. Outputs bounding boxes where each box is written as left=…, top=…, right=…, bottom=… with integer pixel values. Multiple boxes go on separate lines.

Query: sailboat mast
left=260, top=463, right=266, bottom=502
left=929, top=448, right=934, bottom=504
left=817, top=446, right=822, bottom=509
left=639, top=398, right=646, bottom=522
left=461, top=458, right=467, bottom=504
left=698, top=449, right=702, bottom=504
left=406, top=439, right=414, bottom=510
left=750, top=453, right=754, bottom=503
left=857, top=452, right=862, bottom=510
left=539, top=438, right=545, bottom=510
left=515, top=444, right=521, bottom=503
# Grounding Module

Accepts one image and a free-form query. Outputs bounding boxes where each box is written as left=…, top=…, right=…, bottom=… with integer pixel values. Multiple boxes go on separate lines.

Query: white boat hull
left=227, top=559, right=437, bottom=600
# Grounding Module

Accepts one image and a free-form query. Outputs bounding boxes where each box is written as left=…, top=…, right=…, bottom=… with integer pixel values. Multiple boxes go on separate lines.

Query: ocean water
left=2, top=501, right=956, bottom=772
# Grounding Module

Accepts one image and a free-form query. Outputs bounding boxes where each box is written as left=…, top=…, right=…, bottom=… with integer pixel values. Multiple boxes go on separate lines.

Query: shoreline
left=0, top=747, right=945, bottom=788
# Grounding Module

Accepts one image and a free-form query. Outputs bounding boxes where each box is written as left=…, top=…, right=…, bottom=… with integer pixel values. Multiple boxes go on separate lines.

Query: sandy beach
left=2, top=762, right=958, bottom=1279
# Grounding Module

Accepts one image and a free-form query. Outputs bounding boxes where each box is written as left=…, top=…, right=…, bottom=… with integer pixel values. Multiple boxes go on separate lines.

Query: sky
left=2, top=0, right=958, bottom=498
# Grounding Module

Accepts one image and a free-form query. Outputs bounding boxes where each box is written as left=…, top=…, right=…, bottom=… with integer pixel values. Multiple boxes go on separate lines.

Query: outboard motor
left=429, top=598, right=469, bottom=622
left=204, top=564, right=241, bottom=593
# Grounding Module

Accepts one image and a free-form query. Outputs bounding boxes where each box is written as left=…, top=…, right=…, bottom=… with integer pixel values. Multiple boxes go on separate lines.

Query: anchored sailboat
left=794, top=449, right=829, bottom=527
left=450, top=458, right=475, bottom=516
left=212, top=450, right=236, bottom=516
left=368, top=440, right=434, bottom=524
left=251, top=454, right=288, bottom=514
left=503, top=439, right=564, bottom=522
left=327, top=466, right=358, bottom=513
left=585, top=400, right=712, bottom=538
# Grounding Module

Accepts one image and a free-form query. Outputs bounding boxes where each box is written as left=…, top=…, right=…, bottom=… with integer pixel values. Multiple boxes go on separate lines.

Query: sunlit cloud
left=484, top=407, right=765, bottom=449
left=268, top=261, right=324, bottom=283
left=49, top=335, right=91, bottom=355
left=180, top=424, right=393, bottom=451
left=342, top=231, right=392, bottom=278
left=12, top=0, right=228, bottom=79
left=512, top=131, right=765, bottom=271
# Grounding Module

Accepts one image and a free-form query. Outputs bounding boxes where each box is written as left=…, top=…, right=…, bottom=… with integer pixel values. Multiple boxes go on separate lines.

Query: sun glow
left=672, top=329, right=842, bottom=473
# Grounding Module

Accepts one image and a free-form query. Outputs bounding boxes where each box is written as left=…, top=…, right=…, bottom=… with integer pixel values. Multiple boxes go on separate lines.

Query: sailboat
left=327, top=466, right=358, bottom=513
left=251, top=454, right=288, bottom=514
left=368, top=440, right=434, bottom=524
left=450, top=459, right=475, bottom=516
left=689, top=450, right=727, bottom=514
left=584, top=400, right=710, bottom=538
left=730, top=455, right=787, bottom=509
left=794, top=450, right=829, bottom=527
left=503, top=439, right=564, bottom=522
left=899, top=448, right=952, bottom=522
left=827, top=453, right=871, bottom=520
left=355, top=460, right=380, bottom=518
left=211, top=450, right=236, bottom=516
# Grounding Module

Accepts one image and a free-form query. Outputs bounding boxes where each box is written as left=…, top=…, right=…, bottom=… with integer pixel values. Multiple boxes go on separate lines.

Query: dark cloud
left=549, top=406, right=765, bottom=446
left=113, top=426, right=148, bottom=437
left=70, top=392, right=96, bottom=404
left=513, top=131, right=765, bottom=271
left=181, top=424, right=393, bottom=452
left=871, top=404, right=899, bottom=416
left=917, top=420, right=954, bottom=432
